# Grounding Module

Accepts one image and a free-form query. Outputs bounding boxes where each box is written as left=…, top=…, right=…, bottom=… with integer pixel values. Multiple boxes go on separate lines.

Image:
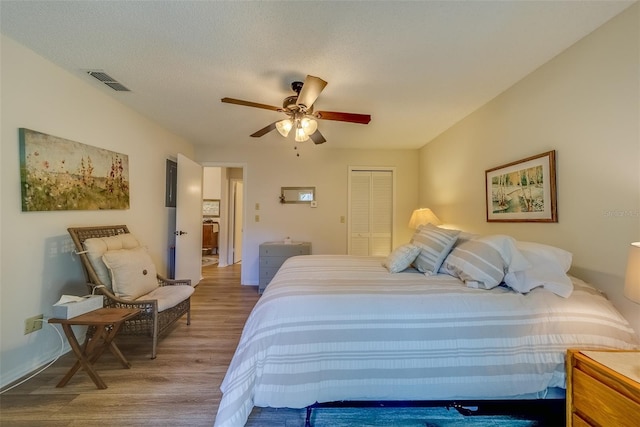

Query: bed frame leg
left=305, top=406, right=313, bottom=427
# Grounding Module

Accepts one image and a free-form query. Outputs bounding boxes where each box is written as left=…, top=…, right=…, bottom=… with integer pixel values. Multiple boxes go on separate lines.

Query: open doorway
left=202, top=167, right=221, bottom=269
left=201, top=165, right=245, bottom=282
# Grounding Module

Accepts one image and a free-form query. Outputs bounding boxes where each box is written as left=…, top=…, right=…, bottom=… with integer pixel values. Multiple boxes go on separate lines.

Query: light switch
left=255, top=215, right=260, bottom=222
left=255, top=203, right=260, bottom=210
left=340, top=216, right=345, bottom=223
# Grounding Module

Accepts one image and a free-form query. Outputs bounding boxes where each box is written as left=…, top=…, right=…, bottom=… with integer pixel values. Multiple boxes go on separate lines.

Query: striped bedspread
left=215, top=255, right=639, bottom=427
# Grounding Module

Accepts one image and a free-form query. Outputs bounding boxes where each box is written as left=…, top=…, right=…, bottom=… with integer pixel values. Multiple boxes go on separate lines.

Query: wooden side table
left=49, top=307, right=140, bottom=389
left=566, top=349, right=640, bottom=427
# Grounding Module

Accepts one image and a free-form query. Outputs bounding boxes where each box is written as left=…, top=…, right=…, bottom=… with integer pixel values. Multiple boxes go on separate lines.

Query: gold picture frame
left=485, top=150, right=557, bottom=222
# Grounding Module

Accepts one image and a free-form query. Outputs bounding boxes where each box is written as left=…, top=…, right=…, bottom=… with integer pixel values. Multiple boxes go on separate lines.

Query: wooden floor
left=0, top=263, right=258, bottom=427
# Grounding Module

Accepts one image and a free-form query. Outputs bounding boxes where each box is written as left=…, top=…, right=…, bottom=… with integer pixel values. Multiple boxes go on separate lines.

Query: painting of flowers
left=19, top=128, right=129, bottom=211
left=485, top=150, right=557, bottom=222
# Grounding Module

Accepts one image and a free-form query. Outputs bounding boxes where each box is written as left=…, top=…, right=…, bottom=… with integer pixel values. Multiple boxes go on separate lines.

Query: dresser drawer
left=258, top=242, right=311, bottom=294
left=573, top=367, right=640, bottom=427
left=571, top=414, right=592, bottom=427
left=259, top=266, right=280, bottom=281
left=259, top=243, right=311, bottom=257
left=259, top=256, right=293, bottom=268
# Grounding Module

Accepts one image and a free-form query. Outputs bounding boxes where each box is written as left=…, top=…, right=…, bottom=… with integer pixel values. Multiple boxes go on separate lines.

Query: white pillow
left=410, top=224, right=460, bottom=275
left=102, top=247, right=158, bottom=300
left=484, top=235, right=531, bottom=273
left=504, top=242, right=574, bottom=297
left=444, top=235, right=530, bottom=290
left=516, top=241, right=573, bottom=272
left=383, top=243, right=421, bottom=273
left=83, top=234, right=141, bottom=288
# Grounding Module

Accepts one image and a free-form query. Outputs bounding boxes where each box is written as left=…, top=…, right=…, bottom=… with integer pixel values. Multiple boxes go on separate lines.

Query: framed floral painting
left=19, top=128, right=130, bottom=211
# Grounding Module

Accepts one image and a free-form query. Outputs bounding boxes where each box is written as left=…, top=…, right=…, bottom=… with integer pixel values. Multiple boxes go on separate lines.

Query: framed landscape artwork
left=485, top=150, right=557, bottom=222
left=203, top=199, right=220, bottom=217
left=19, top=128, right=130, bottom=211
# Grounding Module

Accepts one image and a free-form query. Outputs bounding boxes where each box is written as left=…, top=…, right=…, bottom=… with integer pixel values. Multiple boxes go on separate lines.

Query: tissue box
left=52, top=295, right=103, bottom=319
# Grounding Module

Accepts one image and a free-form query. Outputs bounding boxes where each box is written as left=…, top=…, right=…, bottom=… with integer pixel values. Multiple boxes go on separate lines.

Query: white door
left=348, top=169, right=394, bottom=256
left=233, top=181, right=243, bottom=263
left=175, top=153, right=203, bottom=286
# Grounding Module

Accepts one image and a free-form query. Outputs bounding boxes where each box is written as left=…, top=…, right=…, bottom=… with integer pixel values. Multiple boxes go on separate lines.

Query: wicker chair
left=67, top=225, right=192, bottom=359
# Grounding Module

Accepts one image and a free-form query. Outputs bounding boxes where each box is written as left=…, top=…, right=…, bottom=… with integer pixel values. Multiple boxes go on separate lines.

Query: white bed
left=215, top=252, right=639, bottom=427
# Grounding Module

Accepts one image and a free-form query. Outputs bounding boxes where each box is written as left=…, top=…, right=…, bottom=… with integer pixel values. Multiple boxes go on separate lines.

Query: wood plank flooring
left=0, top=263, right=258, bottom=427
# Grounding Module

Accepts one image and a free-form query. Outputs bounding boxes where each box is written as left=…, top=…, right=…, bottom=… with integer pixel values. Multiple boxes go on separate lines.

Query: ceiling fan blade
left=315, top=110, right=371, bottom=124
left=296, top=75, right=327, bottom=110
left=221, top=97, right=281, bottom=112
left=250, top=122, right=278, bottom=137
left=309, top=130, right=326, bottom=145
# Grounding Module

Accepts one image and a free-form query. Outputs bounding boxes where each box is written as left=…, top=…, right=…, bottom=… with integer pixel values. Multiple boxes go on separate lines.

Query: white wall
left=419, top=5, right=640, bottom=335
left=0, top=35, right=194, bottom=387
left=203, top=167, right=222, bottom=199
left=195, top=143, right=419, bottom=285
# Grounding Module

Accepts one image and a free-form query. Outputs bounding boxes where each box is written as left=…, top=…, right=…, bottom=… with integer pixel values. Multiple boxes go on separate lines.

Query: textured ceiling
left=0, top=1, right=634, bottom=150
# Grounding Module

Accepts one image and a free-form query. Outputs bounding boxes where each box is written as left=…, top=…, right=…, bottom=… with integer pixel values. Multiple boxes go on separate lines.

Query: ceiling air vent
left=86, top=71, right=131, bottom=92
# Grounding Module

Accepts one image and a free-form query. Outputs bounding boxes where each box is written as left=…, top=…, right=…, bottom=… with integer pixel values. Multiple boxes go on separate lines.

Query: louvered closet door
left=349, top=170, right=393, bottom=256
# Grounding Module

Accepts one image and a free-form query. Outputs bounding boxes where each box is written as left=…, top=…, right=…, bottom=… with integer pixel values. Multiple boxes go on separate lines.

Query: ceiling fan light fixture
left=295, top=125, right=310, bottom=142
left=300, top=117, right=318, bottom=136
left=276, top=119, right=293, bottom=137
left=222, top=75, right=371, bottom=144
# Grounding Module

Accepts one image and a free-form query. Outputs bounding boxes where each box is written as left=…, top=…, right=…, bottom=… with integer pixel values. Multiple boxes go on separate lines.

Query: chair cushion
left=137, top=284, right=194, bottom=312
left=102, top=247, right=158, bottom=300
left=83, top=234, right=141, bottom=289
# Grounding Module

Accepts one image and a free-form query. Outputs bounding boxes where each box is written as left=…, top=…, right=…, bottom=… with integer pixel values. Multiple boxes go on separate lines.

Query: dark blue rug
left=246, top=401, right=565, bottom=426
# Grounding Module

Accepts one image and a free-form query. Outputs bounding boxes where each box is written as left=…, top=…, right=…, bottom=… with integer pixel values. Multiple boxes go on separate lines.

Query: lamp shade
left=300, top=117, right=318, bottom=135
left=276, top=119, right=293, bottom=137
left=294, top=125, right=309, bottom=142
left=408, top=208, right=441, bottom=229
left=624, top=242, right=640, bottom=304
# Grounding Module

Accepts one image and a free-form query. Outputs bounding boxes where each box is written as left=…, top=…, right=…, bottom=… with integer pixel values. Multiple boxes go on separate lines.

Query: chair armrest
left=157, top=274, right=192, bottom=287
left=92, top=283, right=158, bottom=313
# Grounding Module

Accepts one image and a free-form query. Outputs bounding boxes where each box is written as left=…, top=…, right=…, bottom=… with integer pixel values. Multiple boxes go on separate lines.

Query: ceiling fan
left=221, top=75, right=371, bottom=145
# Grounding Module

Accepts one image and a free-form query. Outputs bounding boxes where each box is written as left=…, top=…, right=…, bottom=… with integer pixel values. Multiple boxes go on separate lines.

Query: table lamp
left=408, top=208, right=441, bottom=229
left=624, top=242, right=640, bottom=304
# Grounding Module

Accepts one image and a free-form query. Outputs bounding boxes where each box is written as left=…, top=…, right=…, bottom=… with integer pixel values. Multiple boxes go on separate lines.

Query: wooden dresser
left=566, top=349, right=640, bottom=427
left=258, top=241, right=311, bottom=294
left=202, top=223, right=219, bottom=255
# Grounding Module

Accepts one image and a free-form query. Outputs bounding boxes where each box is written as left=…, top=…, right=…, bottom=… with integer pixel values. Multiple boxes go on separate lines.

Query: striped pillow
left=410, top=224, right=460, bottom=275
left=444, top=235, right=530, bottom=289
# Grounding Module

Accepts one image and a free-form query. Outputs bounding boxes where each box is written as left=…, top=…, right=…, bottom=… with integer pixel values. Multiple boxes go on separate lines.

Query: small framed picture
left=485, top=150, right=557, bottom=222
left=203, top=199, right=220, bottom=217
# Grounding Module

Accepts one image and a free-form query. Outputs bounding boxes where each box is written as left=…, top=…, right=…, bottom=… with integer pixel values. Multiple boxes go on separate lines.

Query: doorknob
left=175, top=230, right=187, bottom=236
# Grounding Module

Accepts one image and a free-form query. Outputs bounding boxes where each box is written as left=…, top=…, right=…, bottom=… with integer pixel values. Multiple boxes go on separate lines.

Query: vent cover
left=86, top=71, right=131, bottom=92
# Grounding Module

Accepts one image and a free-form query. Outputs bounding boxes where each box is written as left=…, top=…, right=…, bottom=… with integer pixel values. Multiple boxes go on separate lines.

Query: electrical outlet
left=255, top=203, right=260, bottom=210
left=340, top=216, right=346, bottom=224
left=24, top=314, right=43, bottom=335
left=255, top=214, right=260, bottom=222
